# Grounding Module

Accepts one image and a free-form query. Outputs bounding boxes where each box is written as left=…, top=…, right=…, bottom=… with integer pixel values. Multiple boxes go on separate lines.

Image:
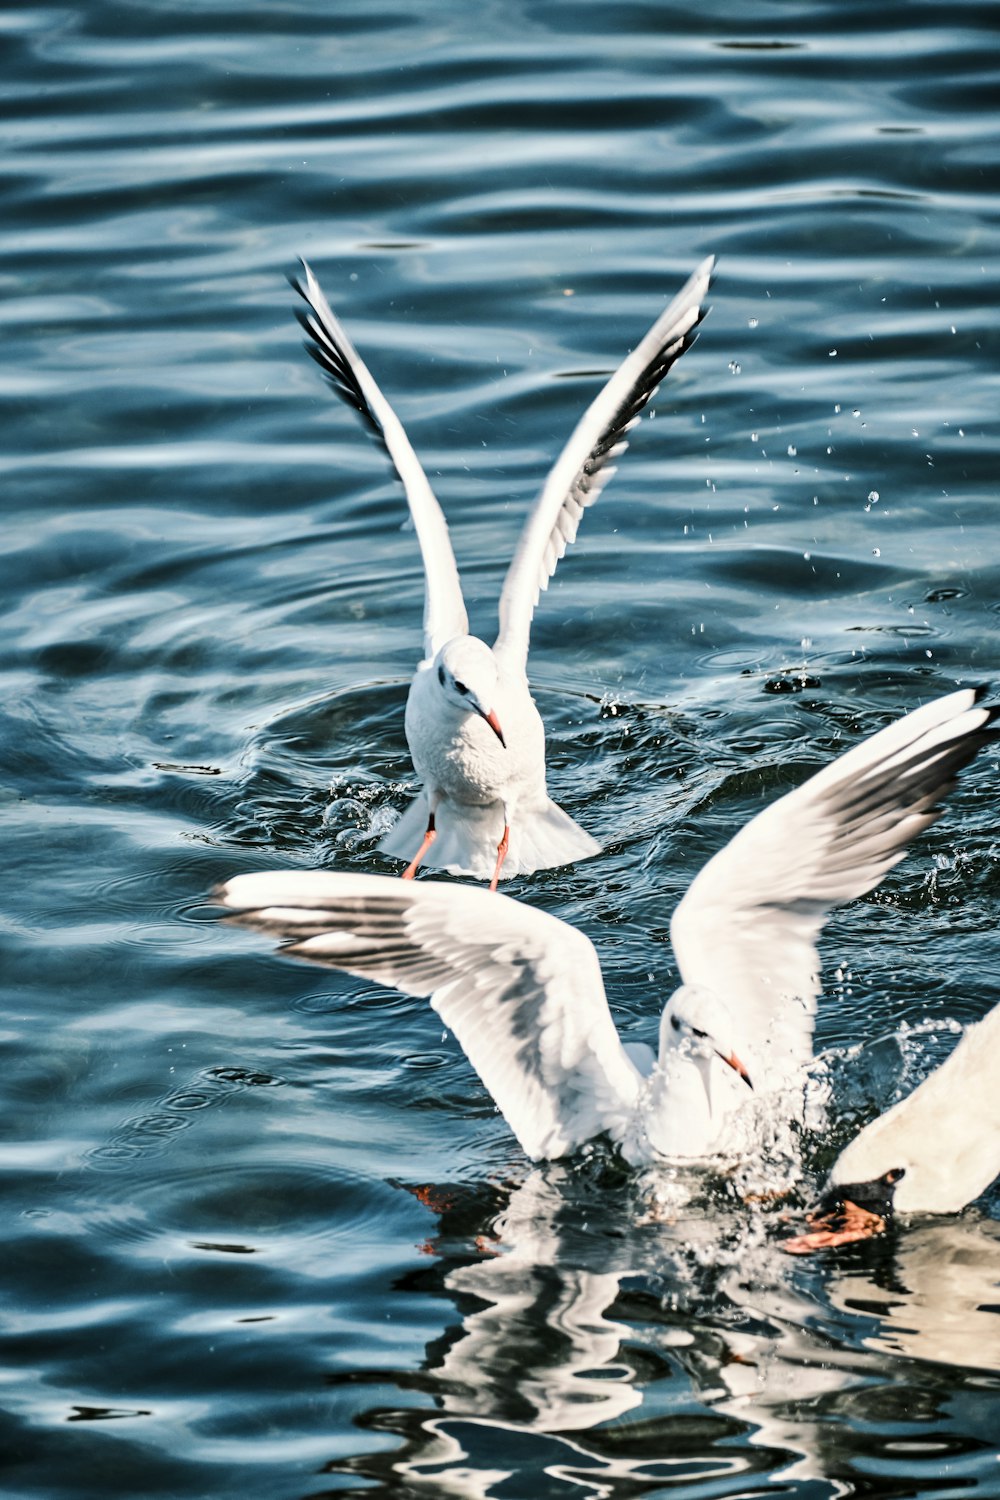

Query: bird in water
left=216, top=687, right=995, bottom=1168
left=291, top=255, right=714, bottom=886
left=783, top=999, right=1000, bottom=1252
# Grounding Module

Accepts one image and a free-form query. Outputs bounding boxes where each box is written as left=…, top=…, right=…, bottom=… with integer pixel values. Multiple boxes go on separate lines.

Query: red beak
left=482, top=708, right=506, bottom=748
left=717, top=1049, right=754, bottom=1091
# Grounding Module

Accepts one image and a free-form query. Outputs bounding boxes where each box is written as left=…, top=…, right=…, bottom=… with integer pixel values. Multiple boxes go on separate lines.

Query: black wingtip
left=288, top=264, right=309, bottom=300
left=969, top=683, right=999, bottom=733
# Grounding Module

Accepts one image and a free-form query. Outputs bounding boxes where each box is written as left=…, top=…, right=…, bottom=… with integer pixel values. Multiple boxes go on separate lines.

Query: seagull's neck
left=635, top=1043, right=753, bottom=1163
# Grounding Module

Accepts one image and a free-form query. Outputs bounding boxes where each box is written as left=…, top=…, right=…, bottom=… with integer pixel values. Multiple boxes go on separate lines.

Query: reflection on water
left=3, top=0, right=1000, bottom=1493
left=329, top=1169, right=1000, bottom=1496
left=825, top=1217, right=1000, bottom=1373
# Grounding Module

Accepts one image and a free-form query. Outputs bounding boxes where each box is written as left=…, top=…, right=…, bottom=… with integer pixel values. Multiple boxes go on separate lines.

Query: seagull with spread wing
left=291, top=256, right=714, bottom=886
left=216, top=687, right=995, bottom=1165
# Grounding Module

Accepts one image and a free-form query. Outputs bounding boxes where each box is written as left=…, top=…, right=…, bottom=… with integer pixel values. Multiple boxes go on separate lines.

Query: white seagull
left=783, top=999, right=1000, bottom=1251
left=291, top=255, right=714, bottom=886
left=216, top=686, right=995, bottom=1166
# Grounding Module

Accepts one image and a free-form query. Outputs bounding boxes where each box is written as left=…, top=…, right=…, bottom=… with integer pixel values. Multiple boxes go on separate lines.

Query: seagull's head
left=434, top=638, right=506, bottom=746
left=661, top=984, right=754, bottom=1096
left=780, top=1161, right=906, bottom=1255
left=826, top=1134, right=912, bottom=1216
left=780, top=1112, right=917, bottom=1253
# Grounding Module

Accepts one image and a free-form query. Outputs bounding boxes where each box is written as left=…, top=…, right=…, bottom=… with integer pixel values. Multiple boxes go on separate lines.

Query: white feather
left=217, top=688, right=995, bottom=1168
left=830, top=1002, right=1000, bottom=1214
left=292, top=256, right=713, bottom=880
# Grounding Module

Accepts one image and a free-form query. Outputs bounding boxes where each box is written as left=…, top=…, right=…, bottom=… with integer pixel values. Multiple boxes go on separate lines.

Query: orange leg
left=780, top=1199, right=886, bottom=1255
left=402, top=810, right=436, bottom=881
left=488, top=823, right=510, bottom=891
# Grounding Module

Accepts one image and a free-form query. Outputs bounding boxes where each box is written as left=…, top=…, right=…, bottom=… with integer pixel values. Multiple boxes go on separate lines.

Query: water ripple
left=3, top=0, right=1000, bottom=1494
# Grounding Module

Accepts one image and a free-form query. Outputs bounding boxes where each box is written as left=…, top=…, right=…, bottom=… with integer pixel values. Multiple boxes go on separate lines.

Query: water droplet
left=748, top=317, right=759, bottom=328
left=787, top=444, right=797, bottom=456
left=728, top=361, right=741, bottom=375
left=872, top=547, right=881, bottom=557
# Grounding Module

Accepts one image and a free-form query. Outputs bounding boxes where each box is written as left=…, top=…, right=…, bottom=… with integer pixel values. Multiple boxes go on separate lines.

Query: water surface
left=3, top=1, right=1000, bottom=1495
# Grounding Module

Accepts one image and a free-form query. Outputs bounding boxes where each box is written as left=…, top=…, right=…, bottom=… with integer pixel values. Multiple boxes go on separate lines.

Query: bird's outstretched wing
left=828, top=999, right=1000, bottom=1215
left=494, top=255, right=715, bottom=672
left=292, top=259, right=468, bottom=661
left=215, top=871, right=644, bottom=1160
left=670, top=687, right=997, bottom=1082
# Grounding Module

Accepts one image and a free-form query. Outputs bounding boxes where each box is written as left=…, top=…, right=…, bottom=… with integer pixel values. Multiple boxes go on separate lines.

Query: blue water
left=3, top=1, right=1000, bottom=1494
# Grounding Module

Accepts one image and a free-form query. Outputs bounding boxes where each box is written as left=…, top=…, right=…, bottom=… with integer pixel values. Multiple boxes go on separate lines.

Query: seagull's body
left=217, top=687, right=995, bottom=1167
left=292, top=256, right=714, bottom=884
left=393, top=636, right=595, bottom=882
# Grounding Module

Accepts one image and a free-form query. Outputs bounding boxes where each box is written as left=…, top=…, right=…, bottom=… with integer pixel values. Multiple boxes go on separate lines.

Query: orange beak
left=718, top=1048, right=754, bottom=1091
left=481, top=707, right=506, bottom=748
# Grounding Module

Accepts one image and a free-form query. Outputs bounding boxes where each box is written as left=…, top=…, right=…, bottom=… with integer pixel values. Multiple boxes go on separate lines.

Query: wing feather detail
left=291, top=260, right=468, bottom=660
left=495, top=255, right=715, bottom=670
left=214, top=871, right=643, bottom=1160
left=670, top=687, right=997, bottom=1082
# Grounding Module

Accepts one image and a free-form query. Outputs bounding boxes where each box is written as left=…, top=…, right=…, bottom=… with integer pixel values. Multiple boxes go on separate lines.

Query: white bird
left=783, top=1000, right=1000, bottom=1251
left=291, top=255, right=714, bottom=886
left=215, top=687, right=995, bottom=1165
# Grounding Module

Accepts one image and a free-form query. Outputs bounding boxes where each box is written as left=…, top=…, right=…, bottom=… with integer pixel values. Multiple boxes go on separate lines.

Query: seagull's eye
left=437, top=665, right=446, bottom=687
left=670, top=1013, right=681, bottom=1032
left=454, top=681, right=469, bottom=696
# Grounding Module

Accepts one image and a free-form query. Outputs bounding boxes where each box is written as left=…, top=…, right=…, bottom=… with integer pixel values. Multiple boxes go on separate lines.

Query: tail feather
left=377, top=795, right=600, bottom=880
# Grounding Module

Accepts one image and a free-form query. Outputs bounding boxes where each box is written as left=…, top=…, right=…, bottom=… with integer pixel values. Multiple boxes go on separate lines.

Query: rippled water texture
left=3, top=1, right=1000, bottom=1495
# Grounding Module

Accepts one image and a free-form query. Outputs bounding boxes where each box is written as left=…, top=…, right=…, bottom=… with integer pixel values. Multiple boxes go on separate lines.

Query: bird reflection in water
left=321, top=1167, right=1000, bottom=1496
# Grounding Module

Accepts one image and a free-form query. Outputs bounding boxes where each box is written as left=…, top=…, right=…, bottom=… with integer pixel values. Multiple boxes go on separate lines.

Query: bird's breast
left=639, top=1051, right=758, bottom=1162
left=404, top=671, right=546, bottom=807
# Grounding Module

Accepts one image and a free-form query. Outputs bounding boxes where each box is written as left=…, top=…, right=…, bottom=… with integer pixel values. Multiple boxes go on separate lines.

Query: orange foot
left=402, top=815, right=436, bottom=881
left=488, top=824, right=510, bottom=892
left=781, top=1198, right=886, bottom=1255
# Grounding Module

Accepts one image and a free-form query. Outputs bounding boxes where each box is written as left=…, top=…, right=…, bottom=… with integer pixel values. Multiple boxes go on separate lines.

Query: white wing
left=215, top=871, right=644, bottom=1160
left=494, top=255, right=715, bottom=672
left=831, top=1000, right=1000, bottom=1214
left=292, top=260, right=468, bottom=661
left=670, top=687, right=996, bottom=1076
